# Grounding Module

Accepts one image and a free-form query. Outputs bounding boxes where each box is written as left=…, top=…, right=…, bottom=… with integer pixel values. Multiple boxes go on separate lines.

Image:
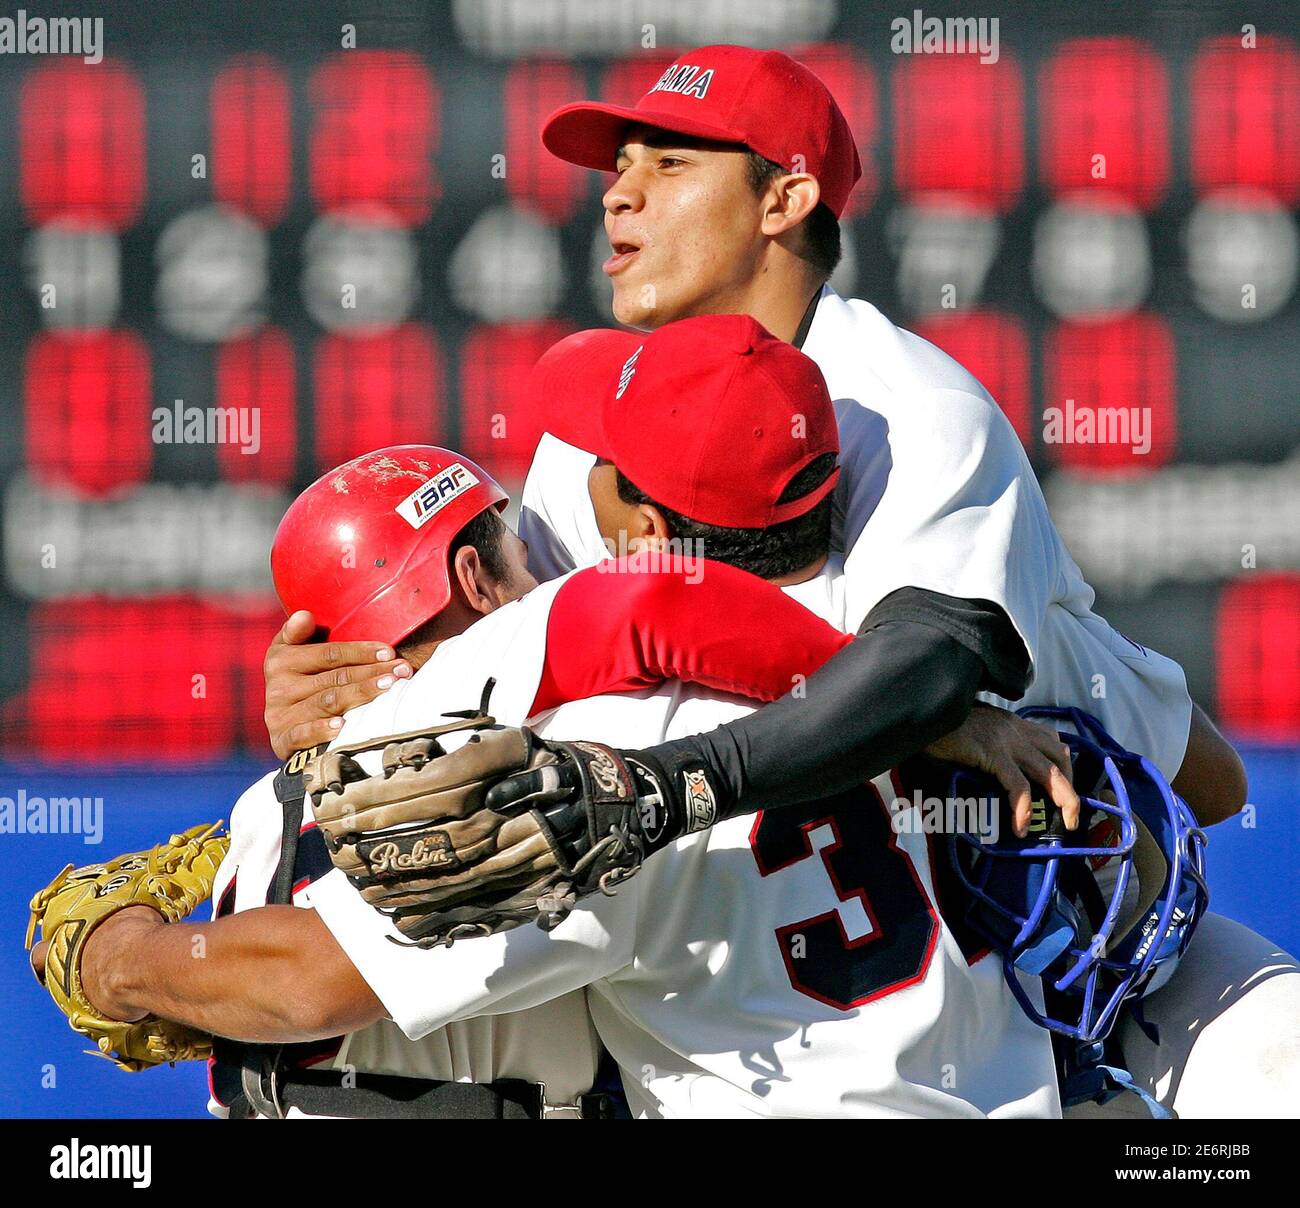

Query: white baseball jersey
left=208, top=591, right=602, bottom=1119
left=519, top=287, right=1192, bottom=780
left=306, top=560, right=1062, bottom=1118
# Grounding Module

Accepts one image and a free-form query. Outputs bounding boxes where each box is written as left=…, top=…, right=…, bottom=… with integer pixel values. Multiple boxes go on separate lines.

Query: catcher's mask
left=946, top=707, right=1209, bottom=1045
left=271, top=445, right=508, bottom=646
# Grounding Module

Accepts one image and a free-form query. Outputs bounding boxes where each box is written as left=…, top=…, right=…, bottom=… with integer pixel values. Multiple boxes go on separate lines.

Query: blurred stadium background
left=0, top=0, right=1297, bottom=1116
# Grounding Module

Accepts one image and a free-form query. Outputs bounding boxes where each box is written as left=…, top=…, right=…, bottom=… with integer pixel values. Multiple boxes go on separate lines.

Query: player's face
left=602, top=129, right=769, bottom=329
left=587, top=462, right=670, bottom=554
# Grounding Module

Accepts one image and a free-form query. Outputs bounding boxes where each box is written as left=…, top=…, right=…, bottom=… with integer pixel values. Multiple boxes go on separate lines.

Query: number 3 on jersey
left=749, top=784, right=939, bottom=1010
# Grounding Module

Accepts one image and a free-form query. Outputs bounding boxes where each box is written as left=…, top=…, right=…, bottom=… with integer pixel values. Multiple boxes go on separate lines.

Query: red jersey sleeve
left=531, top=558, right=852, bottom=715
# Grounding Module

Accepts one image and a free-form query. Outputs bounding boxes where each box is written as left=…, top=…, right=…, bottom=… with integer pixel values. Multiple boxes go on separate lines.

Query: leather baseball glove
left=26, top=821, right=230, bottom=1072
left=307, top=713, right=669, bottom=947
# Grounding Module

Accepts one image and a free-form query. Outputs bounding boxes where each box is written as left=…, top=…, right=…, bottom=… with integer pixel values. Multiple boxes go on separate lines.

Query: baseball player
left=492, top=45, right=1300, bottom=1117
left=28, top=322, right=1081, bottom=1118
left=198, top=437, right=917, bottom=1119
left=302, top=314, right=1298, bottom=1118
left=300, top=317, right=1070, bottom=1117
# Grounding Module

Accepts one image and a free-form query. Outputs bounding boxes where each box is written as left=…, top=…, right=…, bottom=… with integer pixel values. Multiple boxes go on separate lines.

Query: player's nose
left=602, top=170, right=645, bottom=216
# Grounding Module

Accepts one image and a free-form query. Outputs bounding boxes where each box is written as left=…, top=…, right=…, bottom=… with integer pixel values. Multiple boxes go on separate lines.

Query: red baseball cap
left=599, top=314, right=840, bottom=529
left=542, top=44, right=862, bottom=218
left=526, top=327, right=645, bottom=455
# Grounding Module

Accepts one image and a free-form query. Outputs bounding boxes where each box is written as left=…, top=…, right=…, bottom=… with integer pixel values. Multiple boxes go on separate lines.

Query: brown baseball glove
left=307, top=713, right=657, bottom=947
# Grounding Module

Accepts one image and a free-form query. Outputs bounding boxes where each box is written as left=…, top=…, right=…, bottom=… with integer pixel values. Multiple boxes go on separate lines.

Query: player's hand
left=925, top=703, right=1080, bottom=837
left=30, top=907, right=157, bottom=1022
left=264, top=610, right=413, bottom=759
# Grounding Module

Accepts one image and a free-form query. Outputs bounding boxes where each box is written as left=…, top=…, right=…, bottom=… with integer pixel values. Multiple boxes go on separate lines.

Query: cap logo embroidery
left=647, top=64, right=714, bottom=100
left=615, top=345, right=643, bottom=399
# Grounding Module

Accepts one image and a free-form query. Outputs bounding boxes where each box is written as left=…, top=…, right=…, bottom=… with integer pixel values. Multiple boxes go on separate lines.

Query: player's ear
left=451, top=544, right=496, bottom=616
left=760, top=173, right=820, bottom=239
left=637, top=503, right=673, bottom=547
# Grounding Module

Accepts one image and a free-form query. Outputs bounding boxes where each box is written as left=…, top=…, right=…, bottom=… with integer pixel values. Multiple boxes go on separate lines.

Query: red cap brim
left=766, top=463, right=840, bottom=525
left=542, top=101, right=750, bottom=171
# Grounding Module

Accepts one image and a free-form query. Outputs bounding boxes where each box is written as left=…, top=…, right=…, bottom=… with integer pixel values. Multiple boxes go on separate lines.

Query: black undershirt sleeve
left=632, top=587, right=1031, bottom=838
left=864, top=586, right=1031, bottom=700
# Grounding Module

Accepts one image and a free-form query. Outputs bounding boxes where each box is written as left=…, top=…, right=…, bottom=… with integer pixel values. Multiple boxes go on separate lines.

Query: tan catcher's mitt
left=26, top=822, right=230, bottom=1071
left=308, top=713, right=653, bottom=948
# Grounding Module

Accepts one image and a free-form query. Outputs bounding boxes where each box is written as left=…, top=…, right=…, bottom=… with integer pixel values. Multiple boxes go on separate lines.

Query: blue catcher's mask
left=946, top=707, right=1210, bottom=1045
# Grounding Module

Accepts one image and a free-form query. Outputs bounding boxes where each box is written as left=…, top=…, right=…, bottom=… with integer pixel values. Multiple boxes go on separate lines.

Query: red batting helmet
left=271, top=446, right=509, bottom=645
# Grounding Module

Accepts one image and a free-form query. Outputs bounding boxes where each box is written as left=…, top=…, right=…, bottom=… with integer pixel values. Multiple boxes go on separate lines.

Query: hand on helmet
left=925, top=703, right=1080, bottom=837
left=264, top=610, right=413, bottom=759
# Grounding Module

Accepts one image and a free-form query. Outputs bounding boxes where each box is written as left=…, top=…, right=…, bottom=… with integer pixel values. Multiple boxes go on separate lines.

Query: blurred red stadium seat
left=504, top=57, right=589, bottom=223
left=1191, top=34, right=1300, bottom=203
left=2, top=596, right=282, bottom=762
left=1216, top=573, right=1300, bottom=742
left=212, top=53, right=292, bottom=227
left=1039, top=37, right=1169, bottom=210
left=215, top=327, right=297, bottom=486
left=20, top=59, right=145, bottom=230
left=892, top=52, right=1024, bottom=211
left=25, top=330, right=153, bottom=496
left=1042, top=314, right=1177, bottom=473
left=309, top=51, right=440, bottom=224
left=313, top=325, right=446, bottom=474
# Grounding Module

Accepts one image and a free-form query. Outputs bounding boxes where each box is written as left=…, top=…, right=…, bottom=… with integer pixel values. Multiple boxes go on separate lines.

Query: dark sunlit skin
left=602, top=127, right=823, bottom=340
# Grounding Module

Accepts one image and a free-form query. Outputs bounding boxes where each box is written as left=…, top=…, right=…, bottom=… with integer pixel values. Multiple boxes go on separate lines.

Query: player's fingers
left=265, top=643, right=403, bottom=710
left=1024, top=725, right=1073, bottom=782
left=270, top=661, right=416, bottom=756
left=1045, top=763, right=1081, bottom=831
left=30, top=938, right=49, bottom=985
left=307, top=663, right=412, bottom=718
left=277, top=609, right=318, bottom=647
left=286, top=639, right=397, bottom=677
left=994, top=760, right=1032, bottom=838
left=1005, top=744, right=1082, bottom=834
left=307, top=659, right=412, bottom=703
left=280, top=716, right=346, bottom=757
left=272, top=675, right=394, bottom=754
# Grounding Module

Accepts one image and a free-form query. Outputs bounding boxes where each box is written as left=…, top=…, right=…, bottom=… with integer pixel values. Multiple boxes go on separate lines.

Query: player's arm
left=303, top=865, right=636, bottom=1038
left=1171, top=701, right=1247, bottom=825
left=531, top=561, right=1073, bottom=833
left=625, top=586, right=1077, bottom=838
left=34, top=904, right=384, bottom=1044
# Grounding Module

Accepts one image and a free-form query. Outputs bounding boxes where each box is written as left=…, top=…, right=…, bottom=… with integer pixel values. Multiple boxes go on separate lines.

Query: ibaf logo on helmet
left=395, top=463, right=481, bottom=530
